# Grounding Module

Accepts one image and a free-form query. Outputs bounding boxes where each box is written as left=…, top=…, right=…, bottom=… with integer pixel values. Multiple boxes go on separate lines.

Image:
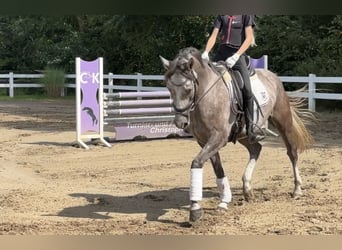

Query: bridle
left=167, top=62, right=225, bottom=120
left=168, top=69, right=198, bottom=115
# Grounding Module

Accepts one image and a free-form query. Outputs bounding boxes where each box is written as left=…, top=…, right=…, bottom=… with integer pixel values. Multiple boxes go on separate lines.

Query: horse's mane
left=179, top=47, right=205, bottom=67
left=178, top=47, right=201, bottom=60
left=165, top=47, right=204, bottom=79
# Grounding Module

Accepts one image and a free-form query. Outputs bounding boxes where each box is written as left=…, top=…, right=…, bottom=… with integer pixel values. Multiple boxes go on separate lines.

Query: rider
left=202, top=15, right=264, bottom=144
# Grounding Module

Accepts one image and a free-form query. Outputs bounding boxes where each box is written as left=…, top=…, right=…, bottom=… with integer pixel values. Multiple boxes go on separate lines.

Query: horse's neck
left=191, top=66, right=231, bottom=132
left=197, top=67, right=226, bottom=95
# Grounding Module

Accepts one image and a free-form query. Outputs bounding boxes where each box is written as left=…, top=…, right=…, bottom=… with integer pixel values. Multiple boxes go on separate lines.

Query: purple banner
left=250, top=56, right=266, bottom=69
left=80, top=59, right=101, bottom=134
left=114, top=121, right=190, bottom=140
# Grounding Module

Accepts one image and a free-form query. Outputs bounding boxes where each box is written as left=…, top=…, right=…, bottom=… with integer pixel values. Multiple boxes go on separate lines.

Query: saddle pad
left=222, top=70, right=230, bottom=83
left=250, top=75, right=269, bottom=107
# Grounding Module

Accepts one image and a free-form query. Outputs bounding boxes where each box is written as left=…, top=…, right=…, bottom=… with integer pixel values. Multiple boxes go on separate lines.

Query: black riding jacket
left=214, top=15, right=255, bottom=49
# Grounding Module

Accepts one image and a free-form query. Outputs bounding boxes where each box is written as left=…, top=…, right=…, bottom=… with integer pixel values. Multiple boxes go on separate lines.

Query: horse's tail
left=289, top=96, right=315, bottom=153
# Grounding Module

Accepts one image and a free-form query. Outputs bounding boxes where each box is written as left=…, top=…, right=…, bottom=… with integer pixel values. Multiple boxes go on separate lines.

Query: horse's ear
left=188, top=57, right=194, bottom=69
left=159, top=56, right=170, bottom=70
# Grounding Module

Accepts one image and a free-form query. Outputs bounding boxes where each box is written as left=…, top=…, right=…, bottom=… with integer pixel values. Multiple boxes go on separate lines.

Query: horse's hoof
left=243, top=190, right=254, bottom=202
left=189, top=208, right=203, bottom=223
left=292, top=189, right=303, bottom=199
left=217, top=202, right=228, bottom=211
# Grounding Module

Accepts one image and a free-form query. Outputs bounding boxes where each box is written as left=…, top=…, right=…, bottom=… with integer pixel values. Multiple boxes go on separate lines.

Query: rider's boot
left=245, top=97, right=265, bottom=144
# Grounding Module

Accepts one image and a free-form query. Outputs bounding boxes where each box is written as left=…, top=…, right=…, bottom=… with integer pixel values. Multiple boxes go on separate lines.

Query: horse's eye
left=184, top=80, right=193, bottom=90
left=170, top=74, right=187, bottom=86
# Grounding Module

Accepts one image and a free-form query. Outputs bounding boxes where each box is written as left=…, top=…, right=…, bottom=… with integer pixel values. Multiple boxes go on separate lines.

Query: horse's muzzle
left=174, top=114, right=189, bottom=130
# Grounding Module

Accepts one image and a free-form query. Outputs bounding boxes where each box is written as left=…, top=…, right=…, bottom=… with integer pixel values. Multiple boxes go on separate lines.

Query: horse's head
left=160, top=47, right=205, bottom=130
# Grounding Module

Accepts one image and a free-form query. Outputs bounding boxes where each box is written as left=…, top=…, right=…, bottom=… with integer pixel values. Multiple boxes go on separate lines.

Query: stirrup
left=247, top=124, right=266, bottom=144
left=248, top=134, right=265, bottom=144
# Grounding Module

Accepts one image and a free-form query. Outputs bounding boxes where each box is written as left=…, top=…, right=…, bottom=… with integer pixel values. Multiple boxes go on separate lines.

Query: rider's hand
left=225, top=53, right=240, bottom=68
left=201, top=51, right=209, bottom=61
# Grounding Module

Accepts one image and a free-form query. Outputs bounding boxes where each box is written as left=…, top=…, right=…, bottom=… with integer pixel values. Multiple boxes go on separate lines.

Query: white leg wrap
left=216, top=176, right=232, bottom=203
left=190, top=168, right=203, bottom=201
left=243, top=159, right=256, bottom=192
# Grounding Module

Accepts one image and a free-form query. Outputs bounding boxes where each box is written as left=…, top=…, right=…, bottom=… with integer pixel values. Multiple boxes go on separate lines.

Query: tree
left=249, top=15, right=337, bottom=76
left=0, top=14, right=341, bottom=79
left=0, top=16, right=83, bottom=72
left=99, top=15, right=214, bottom=76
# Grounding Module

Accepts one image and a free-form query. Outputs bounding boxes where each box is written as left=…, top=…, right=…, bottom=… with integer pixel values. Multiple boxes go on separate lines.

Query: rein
left=171, top=67, right=225, bottom=116
left=192, top=71, right=225, bottom=108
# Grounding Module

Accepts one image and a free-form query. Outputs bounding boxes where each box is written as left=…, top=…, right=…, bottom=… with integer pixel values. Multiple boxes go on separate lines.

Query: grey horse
left=160, top=47, right=314, bottom=224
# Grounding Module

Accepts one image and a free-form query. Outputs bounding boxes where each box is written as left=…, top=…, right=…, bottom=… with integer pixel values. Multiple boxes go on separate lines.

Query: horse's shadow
left=56, top=187, right=218, bottom=224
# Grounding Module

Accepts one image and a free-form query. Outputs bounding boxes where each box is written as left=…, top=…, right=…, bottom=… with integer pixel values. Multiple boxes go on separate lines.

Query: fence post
left=61, top=81, right=65, bottom=97
left=137, top=73, right=142, bottom=92
left=108, top=72, right=114, bottom=94
left=9, top=72, right=14, bottom=98
left=308, top=73, right=316, bottom=112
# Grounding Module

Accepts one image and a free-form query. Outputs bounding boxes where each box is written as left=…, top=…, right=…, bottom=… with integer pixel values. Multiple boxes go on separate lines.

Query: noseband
left=169, top=70, right=198, bottom=115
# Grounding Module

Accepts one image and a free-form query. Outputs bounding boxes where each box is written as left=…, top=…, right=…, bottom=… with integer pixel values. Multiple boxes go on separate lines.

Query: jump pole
left=76, top=57, right=111, bottom=149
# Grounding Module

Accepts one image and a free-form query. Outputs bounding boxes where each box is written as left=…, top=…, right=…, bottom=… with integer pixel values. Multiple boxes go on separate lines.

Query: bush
left=41, top=67, right=65, bottom=97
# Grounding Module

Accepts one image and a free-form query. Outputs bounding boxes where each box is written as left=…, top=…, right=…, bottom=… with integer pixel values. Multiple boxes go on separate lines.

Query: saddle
left=209, top=60, right=258, bottom=143
left=211, top=60, right=255, bottom=110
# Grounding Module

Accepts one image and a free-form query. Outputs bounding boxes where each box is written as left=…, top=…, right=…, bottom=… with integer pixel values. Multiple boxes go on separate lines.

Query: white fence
left=0, top=72, right=341, bottom=111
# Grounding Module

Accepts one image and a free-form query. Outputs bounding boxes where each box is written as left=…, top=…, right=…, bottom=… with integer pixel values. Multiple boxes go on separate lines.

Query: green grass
left=0, top=94, right=75, bottom=101
left=41, top=67, right=66, bottom=97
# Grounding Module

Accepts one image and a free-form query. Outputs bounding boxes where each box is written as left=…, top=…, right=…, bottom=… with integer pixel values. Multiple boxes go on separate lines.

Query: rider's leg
left=234, top=56, right=265, bottom=144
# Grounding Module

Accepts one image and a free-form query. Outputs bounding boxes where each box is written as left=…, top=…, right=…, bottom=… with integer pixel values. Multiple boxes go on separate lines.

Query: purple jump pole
left=105, top=91, right=171, bottom=99
left=105, top=107, right=174, bottom=115
left=105, top=98, right=173, bottom=108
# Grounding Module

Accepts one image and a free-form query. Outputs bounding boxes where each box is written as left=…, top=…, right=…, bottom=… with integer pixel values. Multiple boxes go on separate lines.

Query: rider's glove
left=225, top=53, right=240, bottom=68
left=201, top=51, right=209, bottom=61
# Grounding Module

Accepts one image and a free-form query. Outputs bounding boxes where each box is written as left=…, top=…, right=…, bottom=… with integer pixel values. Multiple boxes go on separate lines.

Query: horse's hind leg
left=210, top=153, right=232, bottom=210
left=270, top=117, right=303, bottom=198
left=287, top=142, right=303, bottom=199
left=238, top=138, right=262, bottom=201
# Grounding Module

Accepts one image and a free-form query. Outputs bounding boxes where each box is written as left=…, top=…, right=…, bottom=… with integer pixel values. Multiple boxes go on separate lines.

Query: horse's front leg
left=189, top=136, right=227, bottom=223
left=210, top=153, right=232, bottom=210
